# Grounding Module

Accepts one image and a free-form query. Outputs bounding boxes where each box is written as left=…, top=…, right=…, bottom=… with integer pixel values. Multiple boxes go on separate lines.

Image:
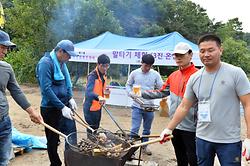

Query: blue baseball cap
left=56, top=40, right=76, bottom=57
left=0, top=30, right=16, bottom=47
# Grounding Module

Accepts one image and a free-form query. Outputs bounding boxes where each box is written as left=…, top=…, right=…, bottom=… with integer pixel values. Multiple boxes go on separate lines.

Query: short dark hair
left=198, top=34, right=222, bottom=47
left=97, top=54, right=110, bottom=64
left=141, top=54, right=155, bottom=65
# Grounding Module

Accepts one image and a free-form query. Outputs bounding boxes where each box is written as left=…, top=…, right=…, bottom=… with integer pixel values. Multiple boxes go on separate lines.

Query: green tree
left=103, top=0, right=158, bottom=37
left=103, top=0, right=213, bottom=41
left=1, top=0, right=14, bottom=8
left=4, top=0, right=56, bottom=55
left=155, top=0, right=213, bottom=42
left=49, top=0, right=123, bottom=43
left=215, top=18, right=244, bottom=41
left=5, top=47, right=38, bottom=83
left=213, top=18, right=250, bottom=74
left=222, top=37, right=250, bottom=73
left=3, top=0, right=56, bottom=83
left=3, top=0, right=124, bottom=83
left=139, top=24, right=165, bottom=37
left=243, top=33, right=250, bottom=49
left=3, top=0, right=250, bottom=82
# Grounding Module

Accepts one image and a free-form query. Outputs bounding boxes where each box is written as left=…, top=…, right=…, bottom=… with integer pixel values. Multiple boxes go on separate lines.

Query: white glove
left=243, top=138, right=250, bottom=161
left=160, top=128, right=172, bottom=143
left=98, top=96, right=106, bottom=105
left=62, top=106, right=73, bottom=120
left=69, top=98, right=78, bottom=110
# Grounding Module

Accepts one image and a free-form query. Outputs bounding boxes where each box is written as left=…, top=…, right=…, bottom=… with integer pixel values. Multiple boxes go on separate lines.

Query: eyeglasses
left=100, top=64, right=110, bottom=69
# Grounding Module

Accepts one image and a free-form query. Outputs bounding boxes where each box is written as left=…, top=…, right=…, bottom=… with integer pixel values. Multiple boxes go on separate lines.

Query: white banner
left=70, top=48, right=203, bottom=66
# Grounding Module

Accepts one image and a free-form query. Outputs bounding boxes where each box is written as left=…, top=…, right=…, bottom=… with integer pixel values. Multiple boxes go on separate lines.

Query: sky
left=190, top=0, right=250, bottom=32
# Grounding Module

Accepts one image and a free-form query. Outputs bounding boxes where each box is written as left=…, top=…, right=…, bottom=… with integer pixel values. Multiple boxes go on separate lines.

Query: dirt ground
left=6, top=85, right=249, bottom=166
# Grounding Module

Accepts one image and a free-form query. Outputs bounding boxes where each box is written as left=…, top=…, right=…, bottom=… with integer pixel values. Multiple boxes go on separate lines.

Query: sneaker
left=141, top=146, right=152, bottom=155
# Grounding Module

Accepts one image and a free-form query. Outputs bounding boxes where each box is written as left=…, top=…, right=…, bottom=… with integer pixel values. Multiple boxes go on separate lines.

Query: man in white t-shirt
left=126, top=54, right=163, bottom=155
left=160, top=34, right=250, bottom=166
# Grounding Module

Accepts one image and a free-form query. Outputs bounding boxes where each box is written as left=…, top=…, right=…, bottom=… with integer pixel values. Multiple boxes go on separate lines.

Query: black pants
left=171, top=129, right=198, bottom=166
left=83, top=109, right=101, bottom=132
left=41, top=107, right=76, bottom=166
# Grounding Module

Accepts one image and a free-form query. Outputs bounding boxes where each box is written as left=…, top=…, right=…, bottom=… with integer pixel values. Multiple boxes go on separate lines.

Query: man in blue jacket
left=36, top=40, right=77, bottom=166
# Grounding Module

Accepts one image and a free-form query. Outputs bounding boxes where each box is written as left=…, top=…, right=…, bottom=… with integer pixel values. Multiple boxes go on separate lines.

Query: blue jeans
left=0, top=116, right=12, bottom=166
left=196, top=137, right=241, bottom=166
left=130, top=106, right=154, bottom=142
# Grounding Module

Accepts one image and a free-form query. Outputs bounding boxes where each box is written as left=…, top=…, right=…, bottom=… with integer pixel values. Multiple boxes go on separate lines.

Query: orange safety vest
left=90, top=67, right=106, bottom=111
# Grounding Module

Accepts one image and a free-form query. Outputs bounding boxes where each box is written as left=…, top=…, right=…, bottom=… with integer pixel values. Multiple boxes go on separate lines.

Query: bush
left=5, top=48, right=38, bottom=83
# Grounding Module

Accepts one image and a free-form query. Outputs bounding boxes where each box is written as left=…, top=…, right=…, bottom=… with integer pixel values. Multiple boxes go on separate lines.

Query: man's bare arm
left=240, top=93, right=250, bottom=138
left=167, top=97, right=194, bottom=130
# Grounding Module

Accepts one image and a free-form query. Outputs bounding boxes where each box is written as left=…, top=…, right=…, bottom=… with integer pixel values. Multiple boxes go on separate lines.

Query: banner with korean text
left=71, top=48, right=203, bottom=66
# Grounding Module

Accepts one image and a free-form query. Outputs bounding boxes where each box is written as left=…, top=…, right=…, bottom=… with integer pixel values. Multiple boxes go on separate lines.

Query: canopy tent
left=71, top=31, right=202, bottom=66
left=70, top=32, right=202, bottom=107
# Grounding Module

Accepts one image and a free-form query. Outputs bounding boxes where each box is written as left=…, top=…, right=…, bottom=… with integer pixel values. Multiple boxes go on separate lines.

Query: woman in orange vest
left=83, top=54, right=110, bottom=133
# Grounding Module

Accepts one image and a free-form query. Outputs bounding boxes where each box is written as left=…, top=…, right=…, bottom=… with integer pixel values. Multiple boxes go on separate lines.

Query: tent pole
left=128, top=64, right=131, bottom=77
left=87, top=62, right=90, bottom=75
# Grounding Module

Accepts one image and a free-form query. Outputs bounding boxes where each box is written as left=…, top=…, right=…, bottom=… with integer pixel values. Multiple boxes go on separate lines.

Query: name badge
left=198, top=100, right=211, bottom=122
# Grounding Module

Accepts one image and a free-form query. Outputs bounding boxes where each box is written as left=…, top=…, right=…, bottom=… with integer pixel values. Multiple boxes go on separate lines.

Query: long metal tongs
left=71, top=109, right=95, bottom=133
left=102, top=105, right=130, bottom=140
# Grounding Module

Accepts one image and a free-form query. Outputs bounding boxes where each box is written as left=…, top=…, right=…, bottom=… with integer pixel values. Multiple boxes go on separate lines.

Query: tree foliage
left=214, top=18, right=244, bottom=41
left=49, top=0, right=123, bottom=43
left=157, top=0, right=213, bottom=42
left=103, top=0, right=159, bottom=37
left=1, top=0, right=250, bottom=83
left=213, top=18, right=250, bottom=72
left=5, top=47, right=38, bottom=83
left=243, top=33, right=250, bottom=49
left=222, top=37, right=250, bottom=73
left=4, top=0, right=56, bottom=55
